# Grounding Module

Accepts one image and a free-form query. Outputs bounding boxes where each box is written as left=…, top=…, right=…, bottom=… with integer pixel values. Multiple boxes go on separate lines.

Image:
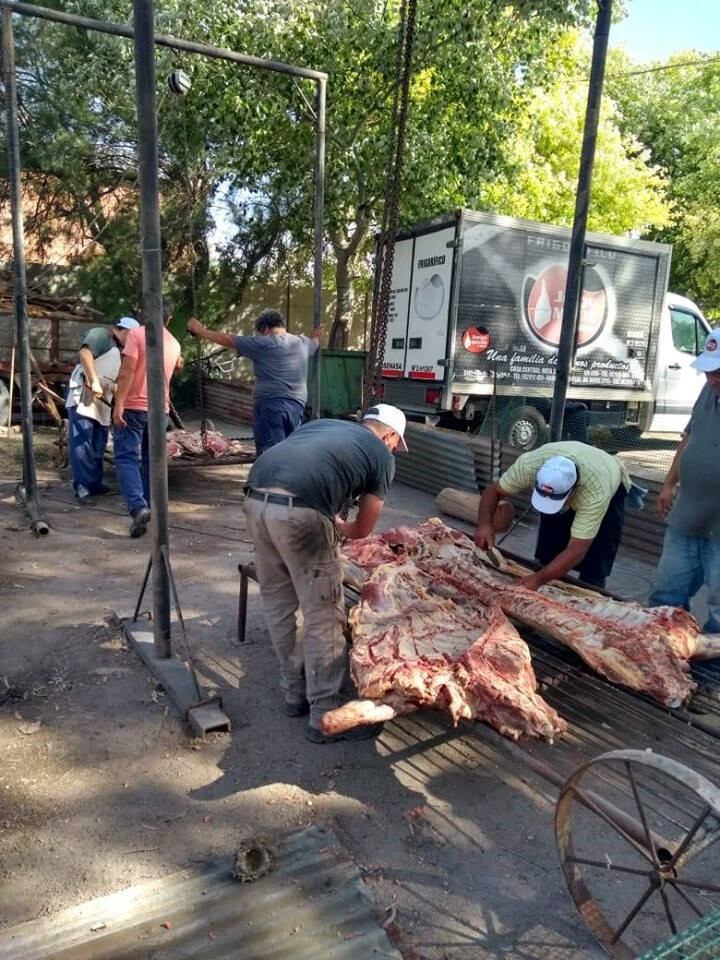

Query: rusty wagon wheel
left=556, top=749, right=720, bottom=959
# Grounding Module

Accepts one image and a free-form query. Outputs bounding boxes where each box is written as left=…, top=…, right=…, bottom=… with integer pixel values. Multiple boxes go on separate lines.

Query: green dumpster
left=306, top=349, right=367, bottom=418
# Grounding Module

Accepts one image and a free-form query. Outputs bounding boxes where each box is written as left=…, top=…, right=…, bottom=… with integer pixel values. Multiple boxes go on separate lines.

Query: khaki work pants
left=244, top=496, right=347, bottom=727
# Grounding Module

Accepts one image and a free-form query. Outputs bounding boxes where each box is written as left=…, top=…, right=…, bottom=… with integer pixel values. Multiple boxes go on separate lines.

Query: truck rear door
left=380, top=223, right=456, bottom=385
left=403, top=226, right=456, bottom=382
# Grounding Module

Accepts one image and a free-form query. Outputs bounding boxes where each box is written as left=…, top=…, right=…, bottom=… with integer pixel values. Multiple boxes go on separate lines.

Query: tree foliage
left=482, top=33, right=670, bottom=235
left=607, top=50, right=720, bottom=314
left=5, top=0, right=689, bottom=348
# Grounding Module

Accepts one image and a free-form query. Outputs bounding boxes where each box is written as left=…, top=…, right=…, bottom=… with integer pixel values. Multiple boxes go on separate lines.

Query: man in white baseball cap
left=362, top=402, right=409, bottom=451
left=691, top=327, right=720, bottom=373
left=243, top=405, right=407, bottom=744
left=476, top=440, right=631, bottom=590
left=650, top=328, right=720, bottom=631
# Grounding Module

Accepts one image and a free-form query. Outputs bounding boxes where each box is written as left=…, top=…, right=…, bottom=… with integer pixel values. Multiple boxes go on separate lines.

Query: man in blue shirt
left=187, top=310, right=319, bottom=454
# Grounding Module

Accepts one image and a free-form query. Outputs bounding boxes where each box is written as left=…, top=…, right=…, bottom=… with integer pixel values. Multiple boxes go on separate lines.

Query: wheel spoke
left=668, top=880, right=704, bottom=918
left=565, top=855, right=651, bottom=877
left=625, top=761, right=659, bottom=867
left=610, top=882, right=658, bottom=944
left=675, top=820, right=720, bottom=869
left=671, top=877, right=720, bottom=895
left=668, top=805, right=712, bottom=869
left=659, top=887, right=677, bottom=936
left=569, top=784, right=655, bottom=865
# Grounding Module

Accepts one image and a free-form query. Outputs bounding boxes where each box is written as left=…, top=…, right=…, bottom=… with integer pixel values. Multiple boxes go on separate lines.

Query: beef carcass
left=322, top=557, right=567, bottom=742
left=165, top=429, right=254, bottom=460
left=340, top=518, right=702, bottom=708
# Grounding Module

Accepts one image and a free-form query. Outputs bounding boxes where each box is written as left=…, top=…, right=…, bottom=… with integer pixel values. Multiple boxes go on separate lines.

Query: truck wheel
left=504, top=406, right=548, bottom=451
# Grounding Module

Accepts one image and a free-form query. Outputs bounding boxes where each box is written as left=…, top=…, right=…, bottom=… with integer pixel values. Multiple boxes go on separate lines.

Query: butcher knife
left=470, top=541, right=502, bottom=570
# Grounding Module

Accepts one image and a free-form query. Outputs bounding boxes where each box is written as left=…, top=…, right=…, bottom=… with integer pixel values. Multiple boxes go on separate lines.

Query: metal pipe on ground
left=133, top=0, right=171, bottom=656
left=2, top=6, right=48, bottom=536
left=548, top=0, right=612, bottom=441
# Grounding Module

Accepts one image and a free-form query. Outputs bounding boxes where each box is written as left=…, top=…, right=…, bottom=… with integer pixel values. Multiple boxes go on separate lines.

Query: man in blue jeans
left=65, top=316, right=140, bottom=499
left=113, top=304, right=183, bottom=537
left=650, top=327, right=720, bottom=633
left=187, top=311, right=320, bottom=455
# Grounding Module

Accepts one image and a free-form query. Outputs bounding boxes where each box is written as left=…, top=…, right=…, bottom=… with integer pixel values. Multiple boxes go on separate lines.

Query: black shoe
left=283, top=699, right=310, bottom=718
left=305, top=722, right=383, bottom=744
left=129, top=507, right=151, bottom=538
left=93, top=484, right=112, bottom=496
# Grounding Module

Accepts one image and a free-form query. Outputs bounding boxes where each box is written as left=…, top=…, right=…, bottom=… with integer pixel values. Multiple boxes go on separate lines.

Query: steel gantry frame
left=1, top=0, right=327, bottom=733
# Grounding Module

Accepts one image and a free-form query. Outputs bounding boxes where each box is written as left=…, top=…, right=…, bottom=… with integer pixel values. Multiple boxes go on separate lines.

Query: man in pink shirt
left=112, top=301, right=183, bottom=537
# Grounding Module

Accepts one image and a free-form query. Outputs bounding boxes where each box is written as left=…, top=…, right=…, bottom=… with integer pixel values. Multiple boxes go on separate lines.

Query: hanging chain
left=363, top=0, right=418, bottom=406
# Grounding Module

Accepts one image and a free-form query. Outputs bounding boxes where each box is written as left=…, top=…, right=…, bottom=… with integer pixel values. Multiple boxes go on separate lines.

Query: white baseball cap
left=531, top=455, right=578, bottom=515
left=363, top=403, right=408, bottom=451
left=115, top=316, right=140, bottom=330
left=691, top=328, right=720, bottom=372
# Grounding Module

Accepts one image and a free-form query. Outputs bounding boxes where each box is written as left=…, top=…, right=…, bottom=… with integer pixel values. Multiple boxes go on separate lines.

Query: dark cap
left=255, top=309, right=285, bottom=333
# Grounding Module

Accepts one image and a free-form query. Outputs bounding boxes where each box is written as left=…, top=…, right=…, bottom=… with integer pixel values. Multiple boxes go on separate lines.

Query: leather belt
left=246, top=488, right=311, bottom=509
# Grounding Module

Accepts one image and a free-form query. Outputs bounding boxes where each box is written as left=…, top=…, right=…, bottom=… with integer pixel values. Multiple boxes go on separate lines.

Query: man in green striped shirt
left=475, top=441, right=631, bottom=590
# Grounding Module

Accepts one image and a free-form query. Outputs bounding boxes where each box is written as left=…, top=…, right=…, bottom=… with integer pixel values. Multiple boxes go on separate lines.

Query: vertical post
left=312, top=77, right=326, bottom=418
left=2, top=7, right=46, bottom=534
left=133, top=0, right=171, bottom=655
left=549, top=0, right=612, bottom=441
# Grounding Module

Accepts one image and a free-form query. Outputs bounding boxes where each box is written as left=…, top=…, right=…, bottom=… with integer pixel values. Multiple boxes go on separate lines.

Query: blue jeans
left=113, top=409, right=150, bottom=516
left=68, top=407, right=109, bottom=495
left=253, top=396, right=304, bottom=456
left=649, top=528, right=720, bottom=633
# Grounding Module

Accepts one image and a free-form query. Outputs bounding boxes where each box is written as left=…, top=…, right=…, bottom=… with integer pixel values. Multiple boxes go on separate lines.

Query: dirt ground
left=0, top=429, right=613, bottom=958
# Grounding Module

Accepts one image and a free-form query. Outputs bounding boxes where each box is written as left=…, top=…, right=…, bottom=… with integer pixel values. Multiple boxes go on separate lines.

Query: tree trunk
left=329, top=247, right=352, bottom=349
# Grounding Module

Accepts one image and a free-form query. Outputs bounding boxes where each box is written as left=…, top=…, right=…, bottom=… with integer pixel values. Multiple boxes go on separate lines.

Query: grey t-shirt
left=669, top=383, right=720, bottom=539
left=233, top=332, right=319, bottom=404
left=247, top=419, right=395, bottom=518
left=80, top=326, right=115, bottom=358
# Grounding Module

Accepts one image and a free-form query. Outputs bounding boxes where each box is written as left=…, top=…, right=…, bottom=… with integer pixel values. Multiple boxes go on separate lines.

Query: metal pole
left=0, top=0, right=327, bottom=81
left=2, top=7, right=48, bottom=535
left=133, top=0, right=171, bottom=656
left=311, top=77, right=326, bottom=419
left=548, top=0, right=612, bottom=442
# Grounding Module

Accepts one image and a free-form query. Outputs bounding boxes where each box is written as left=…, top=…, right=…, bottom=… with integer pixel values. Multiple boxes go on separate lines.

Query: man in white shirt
left=65, top=316, right=139, bottom=500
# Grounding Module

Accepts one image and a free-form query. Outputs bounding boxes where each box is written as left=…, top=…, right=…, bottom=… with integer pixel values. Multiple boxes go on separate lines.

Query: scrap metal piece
left=233, top=837, right=276, bottom=883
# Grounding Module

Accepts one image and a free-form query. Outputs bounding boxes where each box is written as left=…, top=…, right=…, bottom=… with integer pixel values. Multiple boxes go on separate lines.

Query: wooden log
left=435, top=487, right=516, bottom=532
left=436, top=486, right=480, bottom=524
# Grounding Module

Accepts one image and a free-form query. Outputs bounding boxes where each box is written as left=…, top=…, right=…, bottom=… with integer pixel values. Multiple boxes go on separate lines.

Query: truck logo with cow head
left=522, top=262, right=612, bottom=350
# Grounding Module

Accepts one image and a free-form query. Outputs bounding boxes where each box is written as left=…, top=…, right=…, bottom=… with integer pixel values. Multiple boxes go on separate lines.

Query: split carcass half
left=341, top=518, right=708, bottom=710
left=321, top=556, right=567, bottom=742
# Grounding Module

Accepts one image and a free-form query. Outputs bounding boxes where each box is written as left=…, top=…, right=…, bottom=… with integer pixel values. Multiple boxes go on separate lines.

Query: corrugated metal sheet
left=201, top=377, right=254, bottom=425
left=0, top=826, right=402, bottom=960
left=394, top=422, right=478, bottom=495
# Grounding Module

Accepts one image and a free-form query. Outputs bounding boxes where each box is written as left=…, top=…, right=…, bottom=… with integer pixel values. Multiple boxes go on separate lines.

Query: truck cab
left=651, top=293, right=710, bottom=433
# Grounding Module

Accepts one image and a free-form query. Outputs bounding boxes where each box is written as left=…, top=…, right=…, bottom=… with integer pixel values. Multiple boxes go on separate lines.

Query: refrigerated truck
left=379, top=209, right=710, bottom=449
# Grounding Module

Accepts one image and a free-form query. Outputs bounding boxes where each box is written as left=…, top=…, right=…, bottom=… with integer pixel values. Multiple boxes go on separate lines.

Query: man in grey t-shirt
left=650, top=327, right=720, bottom=632
left=244, top=405, right=407, bottom=744
left=187, top=310, right=319, bottom=454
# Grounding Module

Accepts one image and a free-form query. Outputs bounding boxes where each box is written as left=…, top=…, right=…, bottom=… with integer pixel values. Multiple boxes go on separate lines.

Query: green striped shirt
left=499, top=441, right=631, bottom=540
